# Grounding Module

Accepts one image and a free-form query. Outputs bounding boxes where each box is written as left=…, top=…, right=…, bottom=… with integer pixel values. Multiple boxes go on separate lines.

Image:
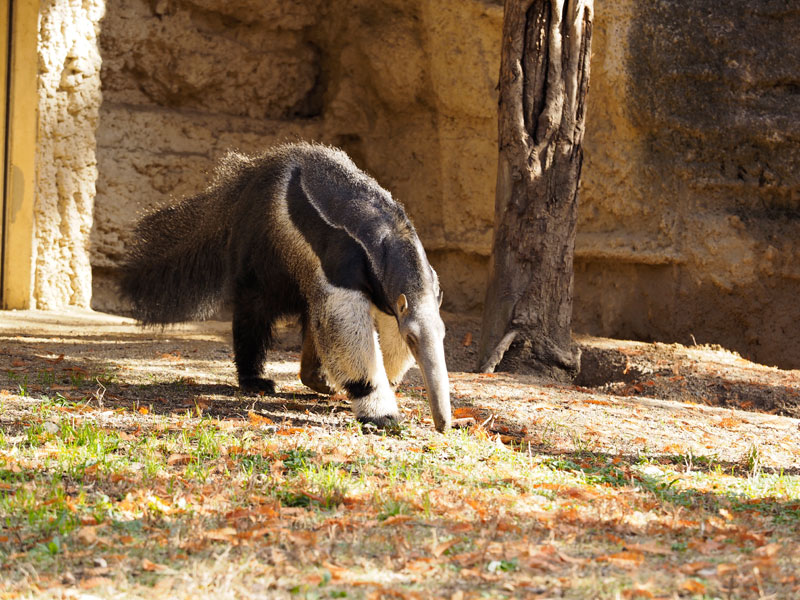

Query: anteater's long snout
left=413, top=330, right=451, bottom=432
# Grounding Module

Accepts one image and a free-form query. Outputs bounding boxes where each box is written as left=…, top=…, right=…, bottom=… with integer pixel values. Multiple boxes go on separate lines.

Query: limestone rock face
left=99, top=0, right=320, bottom=118
left=78, top=0, right=800, bottom=368
left=90, top=0, right=502, bottom=317
left=35, top=0, right=105, bottom=309
left=575, top=0, right=800, bottom=368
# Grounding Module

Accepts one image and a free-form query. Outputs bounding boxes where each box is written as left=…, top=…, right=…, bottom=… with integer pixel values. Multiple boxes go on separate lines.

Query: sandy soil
left=0, top=308, right=797, bottom=475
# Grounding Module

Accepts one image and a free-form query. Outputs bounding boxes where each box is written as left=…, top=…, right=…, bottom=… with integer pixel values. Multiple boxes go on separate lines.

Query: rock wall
left=574, top=0, right=800, bottom=368
left=90, top=0, right=501, bottom=314
left=86, top=0, right=800, bottom=368
left=90, top=0, right=326, bottom=303
left=35, top=0, right=104, bottom=308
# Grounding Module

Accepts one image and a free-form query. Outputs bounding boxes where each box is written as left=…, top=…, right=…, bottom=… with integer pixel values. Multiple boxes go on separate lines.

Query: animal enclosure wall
left=34, top=0, right=103, bottom=309
left=573, top=0, right=800, bottom=368
left=89, top=0, right=501, bottom=317
left=28, top=0, right=800, bottom=368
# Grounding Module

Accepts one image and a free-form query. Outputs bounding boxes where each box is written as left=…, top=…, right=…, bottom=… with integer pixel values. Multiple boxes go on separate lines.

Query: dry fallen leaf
left=625, top=541, right=672, bottom=555
left=79, top=576, right=111, bottom=589
left=688, top=539, right=724, bottom=554
left=248, top=411, right=274, bottom=426
left=596, top=551, right=645, bottom=569
left=381, top=514, right=413, bottom=527
left=167, top=453, right=192, bottom=466
left=754, top=542, right=782, bottom=557
left=141, top=558, right=169, bottom=572
left=236, top=526, right=273, bottom=540
left=432, top=538, right=459, bottom=558
left=205, top=527, right=237, bottom=542
left=304, top=572, right=325, bottom=586
left=75, top=526, right=98, bottom=545
left=453, top=406, right=481, bottom=419
left=153, top=576, right=175, bottom=592
left=275, top=427, right=305, bottom=435
left=680, top=579, right=706, bottom=595
left=716, top=562, right=738, bottom=576
left=468, top=424, right=490, bottom=440
left=582, top=398, right=612, bottom=406
left=322, top=560, right=348, bottom=580
left=622, top=587, right=654, bottom=599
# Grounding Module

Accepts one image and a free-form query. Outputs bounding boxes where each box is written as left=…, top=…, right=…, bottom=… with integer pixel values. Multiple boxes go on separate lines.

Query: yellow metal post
left=2, top=0, right=39, bottom=309
left=0, top=0, right=9, bottom=303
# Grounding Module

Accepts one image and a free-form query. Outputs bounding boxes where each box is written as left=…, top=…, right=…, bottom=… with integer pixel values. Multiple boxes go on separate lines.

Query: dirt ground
left=2, top=309, right=800, bottom=599
left=1, top=308, right=798, bottom=472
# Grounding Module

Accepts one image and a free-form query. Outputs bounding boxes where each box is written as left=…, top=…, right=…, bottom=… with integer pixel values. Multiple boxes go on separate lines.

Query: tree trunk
left=478, top=0, right=593, bottom=380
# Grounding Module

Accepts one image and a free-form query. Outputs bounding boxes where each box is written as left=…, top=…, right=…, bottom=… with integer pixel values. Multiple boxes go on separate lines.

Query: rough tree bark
left=478, top=0, right=593, bottom=380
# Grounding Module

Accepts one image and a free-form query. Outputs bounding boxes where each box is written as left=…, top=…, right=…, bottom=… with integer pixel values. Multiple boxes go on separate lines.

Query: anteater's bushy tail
left=120, top=188, right=231, bottom=325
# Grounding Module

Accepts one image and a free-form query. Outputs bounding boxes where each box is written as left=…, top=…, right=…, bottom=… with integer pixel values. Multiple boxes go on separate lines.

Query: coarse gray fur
left=121, top=142, right=451, bottom=431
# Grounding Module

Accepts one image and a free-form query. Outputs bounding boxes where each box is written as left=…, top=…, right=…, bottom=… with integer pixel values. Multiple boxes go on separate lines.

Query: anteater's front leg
left=371, top=307, right=414, bottom=388
left=300, top=316, right=333, bottom=395
left=310, top=288, right=399, bottom=427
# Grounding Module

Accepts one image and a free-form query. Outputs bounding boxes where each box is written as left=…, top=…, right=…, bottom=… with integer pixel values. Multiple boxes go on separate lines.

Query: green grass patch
left=1, top=389, right=799, bottom=599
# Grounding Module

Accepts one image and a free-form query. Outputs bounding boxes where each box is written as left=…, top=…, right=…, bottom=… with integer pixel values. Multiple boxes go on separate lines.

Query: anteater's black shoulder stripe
left=296, top=150, right=411, bottom=257
left=286, top=166, right=392, bottom=314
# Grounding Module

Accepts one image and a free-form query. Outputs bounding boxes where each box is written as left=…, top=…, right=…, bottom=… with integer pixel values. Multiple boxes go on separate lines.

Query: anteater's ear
left=396, top=293, right=408, bottom=315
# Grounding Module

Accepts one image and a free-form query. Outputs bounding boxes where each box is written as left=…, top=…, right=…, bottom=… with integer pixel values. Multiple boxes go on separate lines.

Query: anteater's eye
left=405, top=333, right=418, bottom=351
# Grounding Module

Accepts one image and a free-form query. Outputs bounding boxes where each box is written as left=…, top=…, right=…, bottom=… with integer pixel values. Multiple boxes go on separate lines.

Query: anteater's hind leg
left=310, top=288, right=399, bottom=427
left=299, top=314, right=333, bottom=395
left=232, top=276, right=277, bottom=394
